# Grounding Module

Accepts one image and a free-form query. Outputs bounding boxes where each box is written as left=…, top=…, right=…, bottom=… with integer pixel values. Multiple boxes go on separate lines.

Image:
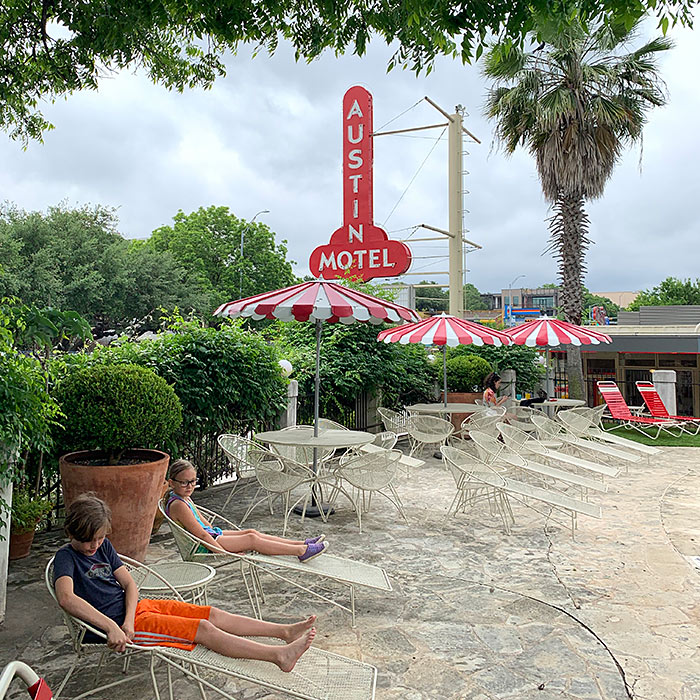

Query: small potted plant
left=55, top=363, right=182, bottom=561
left=9, top=487, right=53, bottom=560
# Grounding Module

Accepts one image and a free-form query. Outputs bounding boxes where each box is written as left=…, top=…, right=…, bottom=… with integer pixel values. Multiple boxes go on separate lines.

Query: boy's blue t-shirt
left=53, top=538, right=127, bottom=633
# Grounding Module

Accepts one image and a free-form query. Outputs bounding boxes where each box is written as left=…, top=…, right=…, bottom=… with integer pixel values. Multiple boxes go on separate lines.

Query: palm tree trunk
left=548, top=193, right=590, bottom=400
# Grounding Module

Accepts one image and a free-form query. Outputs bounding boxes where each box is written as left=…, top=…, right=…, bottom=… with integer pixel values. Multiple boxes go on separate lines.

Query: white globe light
left=278, top=359, right=293, bottom=377
left=427, top=354, right=437, bottom=364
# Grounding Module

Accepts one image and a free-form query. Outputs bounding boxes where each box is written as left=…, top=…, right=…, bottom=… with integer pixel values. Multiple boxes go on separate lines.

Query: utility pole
left=374, top=98, right=480, bottom=318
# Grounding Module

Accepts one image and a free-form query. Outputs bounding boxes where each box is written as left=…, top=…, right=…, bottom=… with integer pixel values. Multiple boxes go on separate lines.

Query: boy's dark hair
left=64, top=493, right=112, bottom=542
left=168, top=458, right=194, bottom=480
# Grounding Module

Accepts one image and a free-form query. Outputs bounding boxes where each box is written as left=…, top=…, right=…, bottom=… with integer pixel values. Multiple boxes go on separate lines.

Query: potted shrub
left=9, top=487, right=53, bottom=560
left=439, top=354, right=493, bottom=430
left=55, top=364, right=182, bottom=561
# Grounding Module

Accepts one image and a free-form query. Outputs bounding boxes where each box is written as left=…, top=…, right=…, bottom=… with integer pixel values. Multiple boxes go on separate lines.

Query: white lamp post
left=239, top=209, right=270, bottom=298
left=507, top=274, right=525, bottom=327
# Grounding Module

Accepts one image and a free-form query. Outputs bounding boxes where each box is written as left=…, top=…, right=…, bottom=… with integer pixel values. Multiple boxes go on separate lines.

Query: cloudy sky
left=1, top=18, right=698, bottom=296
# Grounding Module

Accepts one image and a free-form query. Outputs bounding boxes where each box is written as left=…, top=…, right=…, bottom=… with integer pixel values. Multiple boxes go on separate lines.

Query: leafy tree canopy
left=628, top=277, right=700, bottom=309
left=1, top=0, right=694, bottom=142
left=0, top=203, right=207, bottom=332
left=150, top=206, right=295, bottom=314
left=415, top=281, right=448, bottom=313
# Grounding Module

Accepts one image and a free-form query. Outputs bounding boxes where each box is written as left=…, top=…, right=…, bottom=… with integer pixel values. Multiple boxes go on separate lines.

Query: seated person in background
left=166, top=459, right=328, bottom=563
left=482, top=372, right=510, bottom=412
left=54, top=493, right=316, bottom=671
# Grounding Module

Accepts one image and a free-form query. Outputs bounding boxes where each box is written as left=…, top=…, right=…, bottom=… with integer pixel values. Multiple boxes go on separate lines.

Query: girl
left=165, top=459, right=328, bottom=563
left=482, top=372, right=509, bottom=412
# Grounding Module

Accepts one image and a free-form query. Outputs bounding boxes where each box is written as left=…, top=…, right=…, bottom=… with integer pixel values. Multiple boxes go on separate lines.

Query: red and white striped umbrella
left=505, top=318, right=612, bottom=347
left=214, top=280, right=419, bottom=461
left=214, top=280, right=419, bottom=325
left=377, top=313, right=512, bottom=346
left=377, top=314, right=512, bottom=407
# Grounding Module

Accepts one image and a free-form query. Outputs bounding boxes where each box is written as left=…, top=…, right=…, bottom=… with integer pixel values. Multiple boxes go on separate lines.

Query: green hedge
left=440, top=354, right=492, bottom=392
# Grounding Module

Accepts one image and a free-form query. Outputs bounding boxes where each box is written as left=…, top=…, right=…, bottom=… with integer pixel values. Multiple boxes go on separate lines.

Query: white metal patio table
left=255, top=427, right=375, bottom=519
left=131, top=561, right=216, bottom=605
left=530, top=398, right=586, bottom=416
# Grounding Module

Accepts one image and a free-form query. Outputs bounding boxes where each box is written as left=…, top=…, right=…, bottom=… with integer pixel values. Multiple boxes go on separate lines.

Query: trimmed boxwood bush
left=54, top=364, right=182, bottom=464
left=440, top=354, right=492, bottom=392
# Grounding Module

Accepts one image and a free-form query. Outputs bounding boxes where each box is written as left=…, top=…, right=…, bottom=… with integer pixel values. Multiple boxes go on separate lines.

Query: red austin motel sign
left=309, top=86, right=412, bottom=281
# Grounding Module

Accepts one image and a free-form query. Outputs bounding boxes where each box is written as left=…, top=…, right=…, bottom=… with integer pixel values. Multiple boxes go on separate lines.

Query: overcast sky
left=1, top=18, right=698, bottom=295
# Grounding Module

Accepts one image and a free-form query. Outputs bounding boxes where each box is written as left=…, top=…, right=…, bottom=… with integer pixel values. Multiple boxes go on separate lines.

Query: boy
left=53, top=493, right=316, bottom=672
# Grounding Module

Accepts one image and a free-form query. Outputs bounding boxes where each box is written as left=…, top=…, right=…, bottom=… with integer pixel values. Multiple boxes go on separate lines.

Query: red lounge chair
left=596, top=381, right=685, bottom=439
left=635, top=381, right=700, bottom=435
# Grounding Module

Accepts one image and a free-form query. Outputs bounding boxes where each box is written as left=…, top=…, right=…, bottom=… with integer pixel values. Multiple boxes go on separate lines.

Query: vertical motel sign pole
left=309, top=86, right=412, bottom=281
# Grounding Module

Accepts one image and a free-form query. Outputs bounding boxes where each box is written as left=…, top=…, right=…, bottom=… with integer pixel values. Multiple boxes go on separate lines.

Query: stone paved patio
left=2, top=444, right=699, bottom=699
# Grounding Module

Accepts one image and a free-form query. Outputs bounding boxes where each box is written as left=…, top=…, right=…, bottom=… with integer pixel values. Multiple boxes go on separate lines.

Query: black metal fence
left=297, top=391, right=380, bottom=431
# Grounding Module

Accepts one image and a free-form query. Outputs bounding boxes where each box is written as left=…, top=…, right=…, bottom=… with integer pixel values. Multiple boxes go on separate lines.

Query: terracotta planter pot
left=441, top=391, right=481, bottom=431
left=60, top=449, right=170, bottom=561
left=9, top=527, right=37, bottom=560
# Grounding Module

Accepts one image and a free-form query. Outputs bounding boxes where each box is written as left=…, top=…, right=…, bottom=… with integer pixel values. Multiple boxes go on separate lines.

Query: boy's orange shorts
left=132, top=598, right=212, bottom=650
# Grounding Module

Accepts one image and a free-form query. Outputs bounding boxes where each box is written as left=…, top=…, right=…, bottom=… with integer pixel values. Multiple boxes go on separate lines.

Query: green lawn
left=601, top=421, right=700, bottom=447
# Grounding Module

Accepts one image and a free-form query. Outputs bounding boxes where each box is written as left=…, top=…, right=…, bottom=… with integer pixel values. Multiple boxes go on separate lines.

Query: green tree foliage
left=464, top=283, right=488, bottom=311
left=440, top=354, right=493, bottom=392
left=1, top=0, right=692, bottom=142
left=0, top=303, right=62, bottom=528
left=54, top=364, right=183, bottom=465
left=0, top=203, right=206, bottom=332
left=415, top=281, right=448, bottom=313
left=447, top=344, right=544, bottom=394
left=273, top=320, right=436, bottom=416
left=150, top=206, right=295, bottom=312
left=628, top=277, right=700, bottom=309
left=484, top=17, right=670, bottom=397
left=54, top=318, right=288, bottom=448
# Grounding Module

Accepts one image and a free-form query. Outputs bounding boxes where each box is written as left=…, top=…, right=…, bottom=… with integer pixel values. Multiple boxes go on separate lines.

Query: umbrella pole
left=298, top=318, right=333, bottom=519
left=443, top=346, right=448, bottom=408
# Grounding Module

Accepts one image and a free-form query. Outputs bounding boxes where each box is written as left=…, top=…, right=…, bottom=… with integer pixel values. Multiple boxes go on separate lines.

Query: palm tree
left=483, top=17, right=671, bottom=397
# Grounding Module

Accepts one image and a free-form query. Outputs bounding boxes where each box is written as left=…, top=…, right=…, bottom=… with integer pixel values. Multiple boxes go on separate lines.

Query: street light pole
left=507, top=274, right=525, bottom=327
left=239, top=209, right=270, bottom=298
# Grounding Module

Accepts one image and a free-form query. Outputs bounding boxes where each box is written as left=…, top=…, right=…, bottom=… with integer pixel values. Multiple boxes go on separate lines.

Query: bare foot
left=282, top=615, right=317, bottom=643
left=277, top=628, right=316, bottom=673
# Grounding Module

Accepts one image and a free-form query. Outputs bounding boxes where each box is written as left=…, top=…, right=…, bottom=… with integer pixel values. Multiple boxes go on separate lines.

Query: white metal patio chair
left=531, top=413, right=642, bottom=466
left=406, top=415, right=454, bottom=457
left=497, top=422, right=619, bottom=480
left=470, top=429, right=607, bottom=499
left=159, top=502, right=392, bottom=628
left=317, top=418, right=349, bottom=430
left=219, top=434, right=266, bottom=511
left=558, top=408, right=661, bottom=457
left=377, top=407, right=410, bottom=440
left=440, top=445, right=513, bottom=530
left=330, top=449, right=407, bottom=532
left=239, top=446, right=323, bottom=533
left=452, top=408, right=506, bottom=444
left=446, top=439, right=601, bottom=538
left=46, top=556, right=378, bottom=700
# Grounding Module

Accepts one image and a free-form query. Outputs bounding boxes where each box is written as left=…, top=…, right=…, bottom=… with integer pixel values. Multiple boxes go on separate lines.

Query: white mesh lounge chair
left=219, top=434, right=266, bottom=511
left=440, top=445, right=513, bottom=530
left=497, top=422, right=619, bottom=480
left=470, top=430, right=608, bottom=498
left=444, top=440, right=601, bottom=538
left=317, top=418, right=349, bottom=430
left=46, top=556, right=377, bottom=700
left=377, top=407, right=410, bottom=439
left=453, top=408, right=506, bottom=444
left=531, top=413, right=642, bottom=465
left=238, top=446, right=321, bottom=533
left=330, top=449, right=407, bottom=532
left=159, top=502, right=392, bottom=628
left=406, top=415, right=454, bottom=457
left=558, top=408, right=661, bottom=457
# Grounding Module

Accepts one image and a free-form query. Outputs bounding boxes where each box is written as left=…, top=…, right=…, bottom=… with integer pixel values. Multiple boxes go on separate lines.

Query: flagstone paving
left=2, top=444, right=699, bottom=699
